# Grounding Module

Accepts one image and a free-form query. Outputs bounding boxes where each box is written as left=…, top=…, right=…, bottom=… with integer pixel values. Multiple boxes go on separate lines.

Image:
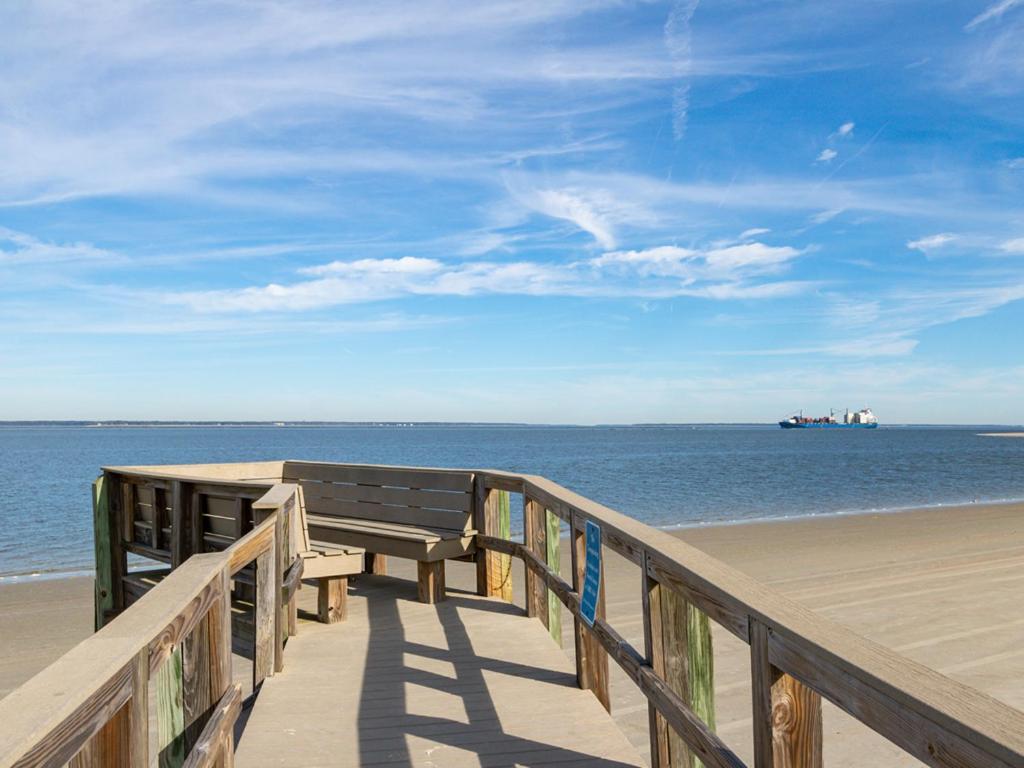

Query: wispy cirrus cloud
left=965, top=0, right=1023, bottom=30
left=0, top=227, right=118, bottom=266
left=907, top=233, right=958, bottom=252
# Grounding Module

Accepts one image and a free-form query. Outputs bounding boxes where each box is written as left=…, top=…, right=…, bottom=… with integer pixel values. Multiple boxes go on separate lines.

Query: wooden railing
left=472, top=469, right=1024, bottom=768
left=2, top=460, right=1024, bottom=768
left=0, top=480, right=302, bottom=768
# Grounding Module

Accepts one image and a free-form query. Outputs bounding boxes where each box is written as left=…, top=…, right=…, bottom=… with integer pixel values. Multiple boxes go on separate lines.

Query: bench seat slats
left=301, top=481, right=472, bottom=513
left=301, top=494, right=472, bottom=531
left=307, top=514, right=475, bottom=544
left=284, top=461, right=474, bottom=493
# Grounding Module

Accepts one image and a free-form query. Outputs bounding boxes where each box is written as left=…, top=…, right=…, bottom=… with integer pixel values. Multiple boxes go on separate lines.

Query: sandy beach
left=3, top=501, right=1022, bottom=765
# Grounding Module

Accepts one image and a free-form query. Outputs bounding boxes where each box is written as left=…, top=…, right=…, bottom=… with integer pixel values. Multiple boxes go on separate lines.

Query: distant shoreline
left=1, top=421, right=1021, bottom=429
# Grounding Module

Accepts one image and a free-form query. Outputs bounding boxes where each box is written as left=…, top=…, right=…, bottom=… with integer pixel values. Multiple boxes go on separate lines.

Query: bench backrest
left=282, top=461, right=476, bottom=532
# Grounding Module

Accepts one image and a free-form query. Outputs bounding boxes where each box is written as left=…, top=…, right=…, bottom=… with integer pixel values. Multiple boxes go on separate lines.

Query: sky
left=1, top=0, right=1023, bottom=424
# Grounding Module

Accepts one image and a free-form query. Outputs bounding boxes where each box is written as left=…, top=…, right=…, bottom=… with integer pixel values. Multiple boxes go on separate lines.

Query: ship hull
left=779, top=421, right=878, bottom=429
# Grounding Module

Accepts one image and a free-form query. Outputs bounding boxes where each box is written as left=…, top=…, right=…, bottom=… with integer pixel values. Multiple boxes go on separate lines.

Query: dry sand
left=2, top=501, right=1022, bottom=765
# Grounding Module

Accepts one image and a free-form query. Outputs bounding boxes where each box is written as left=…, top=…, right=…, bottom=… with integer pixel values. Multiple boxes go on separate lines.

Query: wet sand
left=2, top=501, right=1022, bottom=765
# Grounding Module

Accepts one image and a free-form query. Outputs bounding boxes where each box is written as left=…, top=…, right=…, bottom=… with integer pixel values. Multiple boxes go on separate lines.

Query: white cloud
left=739, top=227, right=770, bottom=239
left=299, top=257, right=442, bottom=277
left=165, top=235, right=811, bottom=313
left=1005, top=158, right=1024, bottom=169
left=999, top=237, right=1024, bottom=254
left=704, top=242, right=800, bottom=271
left=965, top=0, right=1023, bottom=30
left=532, top=189, right=618, bottom=248
left=0, top=227, right=116, bottom=266
left=816, top=148, right=838, bottom=163
left=907, top=233, right=957, bottom=252
left=809, top=208, right=844, bottom=225
left=665, top=0, right=701, bottom=140
left=835, top=122, right=855, bottom=138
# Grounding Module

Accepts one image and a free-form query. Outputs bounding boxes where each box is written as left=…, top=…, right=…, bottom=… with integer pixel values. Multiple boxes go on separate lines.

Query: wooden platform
left=234, top=574, right=645, bottom=767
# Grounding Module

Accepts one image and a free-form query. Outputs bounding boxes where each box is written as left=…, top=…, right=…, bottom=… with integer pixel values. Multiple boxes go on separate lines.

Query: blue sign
left=579, top=520, right=602, bottom=626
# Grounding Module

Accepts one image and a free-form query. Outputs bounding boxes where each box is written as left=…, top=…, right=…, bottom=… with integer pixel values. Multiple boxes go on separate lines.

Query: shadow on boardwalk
left=354, top=575, right=640, bottom=767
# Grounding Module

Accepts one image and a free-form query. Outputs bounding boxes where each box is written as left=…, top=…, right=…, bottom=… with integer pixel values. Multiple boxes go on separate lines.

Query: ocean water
left=1, top=424, right=1022, bottom=579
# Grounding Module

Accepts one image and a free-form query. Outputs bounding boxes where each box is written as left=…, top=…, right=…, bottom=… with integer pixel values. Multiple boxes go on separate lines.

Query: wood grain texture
left=687, top=603, right=716, bottom=768
left=545, top=508, right=561, bottom=646
left=749, top=619, right=775, bottom=768
left=317, top=577, right=347, bottom=623
left=181, top=685, right=241, bottom=768
left=416, top=560, right=446, bottom=604
left=92, top=476, right=114, bottom=632
left=482, top=490, right=513, bottom=602
left=253, top=547, right=275, bottom=687
left=523, top=497, right=547, bottom=622
left=157, top=646, right=185, bottom=768
left=770, top=674, right=822, bottom=768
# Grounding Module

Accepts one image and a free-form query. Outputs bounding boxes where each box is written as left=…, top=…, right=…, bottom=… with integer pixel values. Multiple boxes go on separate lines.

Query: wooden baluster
left=477, top=487, right=513, bottom=601
left=254, top=530, right=276, bottom=687
left=210, top=568, right=233, bottom=768
left=170, top=480, right=191, bottom=567
left=524, top=496, right=547, bottom=622
left=93, top=475, right=116, bottom=631
left=68, top=649, right=147, bottom=768
left=274, top=507, right=286, bottom=672
left=750, top=618, right=823, bottom=768
left=156, top=645, right=186, bottom=768
left=643, top=556, right=671, bottom=768
left=545, top=507, right=561, bottom=646
left=571, top=513, right=610, bottom=711
left=182, top=615, right=212, bottom=754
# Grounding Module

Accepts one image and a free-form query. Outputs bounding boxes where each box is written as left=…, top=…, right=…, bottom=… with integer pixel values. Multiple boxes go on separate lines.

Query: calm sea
left=1, top=424, right=1022, bottom=579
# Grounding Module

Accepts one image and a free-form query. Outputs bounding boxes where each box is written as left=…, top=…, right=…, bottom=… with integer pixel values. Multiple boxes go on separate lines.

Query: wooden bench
left=283, top=461, right=476, bottom=604
left=251, top=483, right=364, bottom=623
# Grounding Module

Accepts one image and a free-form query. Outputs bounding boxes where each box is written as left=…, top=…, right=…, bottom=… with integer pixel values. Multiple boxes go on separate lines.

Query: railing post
left=254, top=532, right=276, bottom=687
left=524, top=496, right=547, bottom=621
left=156, top=645, right=186, bottom=768
left=544, top=507, right=561, bottom=646
left=274, top=506, right=286, bottom=673
left=643, top=554, right=670, bottom=768
left=571, top=512, right=610, bottom=711
left=750, top=618, right=823, bottom=768
left=476, top=484, right=513, bottom=601
left=94, top=472, right=126, bottom=630
left=210, top=568, right=234, bottom=767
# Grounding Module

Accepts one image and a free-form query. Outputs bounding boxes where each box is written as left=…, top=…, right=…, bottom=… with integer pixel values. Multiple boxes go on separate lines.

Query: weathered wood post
left=643, top=560, right=717, bottom=768
left=571, top=513, right=610, bottom=711
left=475, top=483, right=513, bottom=601
left=157, top=646, right=186, bottom=768
left=750, top=618, right=823, bottom=768
left=254, top=526, right=277, bottom=687
left=524, top=497, right=547, bottom=621
left=69, top=650, right=148, bottom=768
left=525, top=496, right=562, bottom=645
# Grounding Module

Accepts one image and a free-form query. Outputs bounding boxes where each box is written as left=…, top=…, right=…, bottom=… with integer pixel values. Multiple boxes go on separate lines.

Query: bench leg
left=317, top=577, right=347, bottom=623
left=365, top=552, right=387, bottom=575
left=417, top=561, right=446, bottom=604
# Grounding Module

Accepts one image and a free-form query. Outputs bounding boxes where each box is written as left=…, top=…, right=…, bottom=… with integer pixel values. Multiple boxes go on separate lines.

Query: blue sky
left=2, top=0, right=1023, bottom=423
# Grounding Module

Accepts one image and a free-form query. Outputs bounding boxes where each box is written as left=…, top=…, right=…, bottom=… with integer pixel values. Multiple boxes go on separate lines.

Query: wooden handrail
left=474, top=472, right=1024, bottom=768
left=3, top=461, right=1023, bottom=768
left=0, top=481, right=301, bottom=768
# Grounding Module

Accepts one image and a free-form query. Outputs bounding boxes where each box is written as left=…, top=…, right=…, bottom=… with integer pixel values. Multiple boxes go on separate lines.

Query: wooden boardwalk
left=235, top=573, right=646, bottom=767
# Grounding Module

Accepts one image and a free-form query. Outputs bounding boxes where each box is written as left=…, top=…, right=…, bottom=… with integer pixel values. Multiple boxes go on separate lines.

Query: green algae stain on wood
left=687, top=603, right=715, bottom=768
left=92, top=476, right=113, bottom=632
left=545, top=508, right=561, bottom=646
left=157, top=645, right=186, bottom=768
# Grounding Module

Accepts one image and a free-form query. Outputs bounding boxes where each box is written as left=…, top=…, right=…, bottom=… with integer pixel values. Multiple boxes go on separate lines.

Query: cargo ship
left=779, top=408, right=878, bottom=429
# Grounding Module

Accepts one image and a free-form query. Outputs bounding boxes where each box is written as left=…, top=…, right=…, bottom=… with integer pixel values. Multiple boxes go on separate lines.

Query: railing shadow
left=353, top=574, right=639, bottom=767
